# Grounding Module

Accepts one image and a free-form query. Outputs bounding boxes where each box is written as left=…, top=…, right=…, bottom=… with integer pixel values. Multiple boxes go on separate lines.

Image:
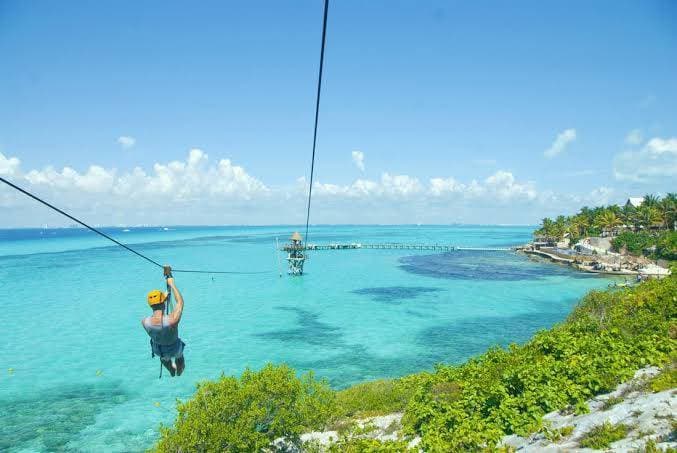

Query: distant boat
left=122, top=229, right=130, bottom=232
left=163, top=227, right=169, bottom=231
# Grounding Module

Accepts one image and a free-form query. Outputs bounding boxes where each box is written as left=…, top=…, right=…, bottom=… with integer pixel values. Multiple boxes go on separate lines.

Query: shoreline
left=518, top=245, right=671, bottom=278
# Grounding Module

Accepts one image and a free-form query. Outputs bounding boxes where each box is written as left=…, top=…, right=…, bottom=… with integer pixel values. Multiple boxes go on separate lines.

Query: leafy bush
left=612, top=231, right=677, bottom=260
left=543, top=424, right=574, bottom=442
left=579, top=422, right=629, bottom=449
left=612, top=231, right=655, bottom=255
left=601, top=396, right=624, bottom=410
left=335, top=375, right=426, bottom=419
left=648, top=366, right=677, bottom=393
left=326, top=437, right=410, bottom=452
left=153, top=364, right=335, bottom=452
left=402, top=276, right=676, bottom=451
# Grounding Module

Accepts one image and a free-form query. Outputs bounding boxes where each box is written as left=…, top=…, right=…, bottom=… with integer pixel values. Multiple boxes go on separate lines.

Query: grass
left=579, top=422, right=629, bottom=449
left=334, top=377, right=422, bottom=419
left=543, top=425, right=574, bottom=442
left=648, top=365, right=677, bottom=393
left=602, top=396, right=624, bottom=410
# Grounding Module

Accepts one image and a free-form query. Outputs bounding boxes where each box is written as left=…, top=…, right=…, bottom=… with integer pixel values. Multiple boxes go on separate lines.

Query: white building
left=625, top=197, right=644, bottom=208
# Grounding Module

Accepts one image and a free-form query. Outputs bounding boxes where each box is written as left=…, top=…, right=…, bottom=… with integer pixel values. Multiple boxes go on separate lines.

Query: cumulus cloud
left=613, top=137, right=677, bottom=183
left=313, top=173, right=422, bottom=199
left=625, top=129, right=643, bottom=145
left=586, top=186, right=614, bottom=206
left=428, top=171, right=536, bottom=202
left=544, top=128, right=577, bottom=158
left=0, top=147, right=643, bottom=226
left=117, top=136, right=136, bottom=149
left=0, top=152, right=21, bottom=177
left=351, top=150, right=365, bottom=172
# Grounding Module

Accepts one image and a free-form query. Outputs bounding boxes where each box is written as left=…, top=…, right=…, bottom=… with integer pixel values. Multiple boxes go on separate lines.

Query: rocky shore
left=519, top=239, right=671, bottom=278
left=290, top=367, right=676, bottom=452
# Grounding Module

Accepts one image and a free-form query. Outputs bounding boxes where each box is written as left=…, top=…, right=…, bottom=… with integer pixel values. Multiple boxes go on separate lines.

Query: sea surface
left=0, top=225, right=615, bottom=451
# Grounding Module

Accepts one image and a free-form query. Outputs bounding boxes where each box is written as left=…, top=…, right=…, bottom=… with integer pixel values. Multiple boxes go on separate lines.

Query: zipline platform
left=282, top=243, right=516, bottom=252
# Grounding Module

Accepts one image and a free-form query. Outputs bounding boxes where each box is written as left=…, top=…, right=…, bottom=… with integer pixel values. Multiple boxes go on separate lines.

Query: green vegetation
left=335, top=377, right=423, bottom=419
left=154, top=276, right=676, bottom=452
left=154, top=364, right=335, bottom=452
left=648, top=366, right=677, bottom=393
left=542, top=425, right=574, bottom=442
left=578, top=422, right=629, bottom=449
left=534, top=193, right=676, bottom=247
left=612, top=231, right=677, bottom=261
left=402, top=276, right=675, bottom=450
left=601, top=396, right=624, bottom=411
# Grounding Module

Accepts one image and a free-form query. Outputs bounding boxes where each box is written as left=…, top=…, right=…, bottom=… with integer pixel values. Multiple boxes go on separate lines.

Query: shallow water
left=0, top=225, right=614, bottom=451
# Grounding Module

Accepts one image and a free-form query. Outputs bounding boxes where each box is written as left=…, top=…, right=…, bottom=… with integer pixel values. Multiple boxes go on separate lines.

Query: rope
left=0, top=176, right=267, bottom=275
left=303, top=0, right=329, bottom=249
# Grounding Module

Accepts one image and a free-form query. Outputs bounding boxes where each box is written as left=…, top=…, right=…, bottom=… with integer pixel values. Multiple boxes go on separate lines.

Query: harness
left=151, top=266, right=176, bottom=379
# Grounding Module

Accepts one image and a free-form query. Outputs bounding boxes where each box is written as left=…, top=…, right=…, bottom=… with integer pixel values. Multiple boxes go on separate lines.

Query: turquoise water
left=0, top=225, right=615, bottom=451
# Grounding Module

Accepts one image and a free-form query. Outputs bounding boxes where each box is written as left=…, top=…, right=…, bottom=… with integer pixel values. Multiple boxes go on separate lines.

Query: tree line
left=534, top=193, right=676, bottom=242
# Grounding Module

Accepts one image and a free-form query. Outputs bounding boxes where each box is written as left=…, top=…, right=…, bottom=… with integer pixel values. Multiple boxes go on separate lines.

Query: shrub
left=335, top=375, right=425, bottom=419
left=578, top=422, right=629, bottom=449
left=601, top=396, right=624, bottom=410
left=326, top=437, right=410, bottom=452
left=153, top=364, right=335, bottom=452
left=648, top=366, right=677, bottom=393
left=402, top=276, right=676, bottom=451
left=612, top=231, right=677, bottom=260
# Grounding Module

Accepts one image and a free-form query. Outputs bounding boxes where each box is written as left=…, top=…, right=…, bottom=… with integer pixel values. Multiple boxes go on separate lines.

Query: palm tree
left=635, top=205, right=663, bottom=230
left=595, top=210, right=622, bottom=237
left=643, top=194, right=660, bottom=208
left=659, top=193, right=676, bottom=231
left=621, top=203, right=636, bottom=230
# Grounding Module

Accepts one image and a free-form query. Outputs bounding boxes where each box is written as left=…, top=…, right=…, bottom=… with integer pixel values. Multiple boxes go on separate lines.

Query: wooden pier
left=282, top=243, right=515, bottom=252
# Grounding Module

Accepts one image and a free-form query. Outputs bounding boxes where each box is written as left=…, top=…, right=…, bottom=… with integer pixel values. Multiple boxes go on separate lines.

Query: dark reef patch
left=254, top=307, right=344, bottom=347
left=399, top=251, right=592, bottom=281
left=416, top=311, right=565, bottom=364
left=352, top=286, right=443, bottom=304
left=0, top=381, right=129, bottom=451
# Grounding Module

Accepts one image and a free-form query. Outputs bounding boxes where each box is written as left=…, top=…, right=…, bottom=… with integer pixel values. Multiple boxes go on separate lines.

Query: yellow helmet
left=147, top=289, right=167, bottom=307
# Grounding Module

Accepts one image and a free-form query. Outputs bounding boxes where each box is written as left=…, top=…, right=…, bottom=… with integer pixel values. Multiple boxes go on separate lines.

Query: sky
left=1, top=0, right=676, bottom=227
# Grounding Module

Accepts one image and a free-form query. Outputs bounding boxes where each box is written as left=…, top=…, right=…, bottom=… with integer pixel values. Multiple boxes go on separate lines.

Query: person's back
left=142, top=275, right=186, bottom=376
left=142, top=315, right=181, bottom=358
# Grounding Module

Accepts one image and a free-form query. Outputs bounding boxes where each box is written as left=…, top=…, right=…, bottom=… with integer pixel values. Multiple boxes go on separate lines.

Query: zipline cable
left=0, top=176, right=268, bottom=275
left=303, top=0, right=329, bottom=248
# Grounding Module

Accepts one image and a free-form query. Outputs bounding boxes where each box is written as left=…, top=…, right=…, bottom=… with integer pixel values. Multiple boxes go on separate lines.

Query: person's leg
left=161, top=358, right=176, bottom=377
left=176, top=356, right=185, bottom=376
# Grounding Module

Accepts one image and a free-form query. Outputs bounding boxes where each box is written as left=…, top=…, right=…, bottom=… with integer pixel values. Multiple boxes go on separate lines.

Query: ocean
left=0, top=225, right=614, bottom=451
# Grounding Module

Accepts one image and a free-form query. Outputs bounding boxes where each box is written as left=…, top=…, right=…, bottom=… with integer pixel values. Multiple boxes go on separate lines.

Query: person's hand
left=167, top=277, right=175, bottom=287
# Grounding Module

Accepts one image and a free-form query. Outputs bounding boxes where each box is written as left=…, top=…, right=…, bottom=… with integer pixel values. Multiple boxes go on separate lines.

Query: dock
left=282, top=243, right=516, bottom=252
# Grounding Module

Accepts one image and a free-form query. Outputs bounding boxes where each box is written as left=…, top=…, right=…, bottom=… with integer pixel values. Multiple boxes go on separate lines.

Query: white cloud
left=613, top=137, right=677, bottom=183
left=0, top=152, right=21, bottom=176
left=313, top=173, right=422, bottom=199
left=1, top=146, right=660, bottom=227
left=351, top=150, right=365, bottom=172
left=586, top=186, right=614, bottom=206
left=428, top=171, right=536, bottom=202
left=117, top=136, right=136, bottom=149
left=625, top=129, right=643, bottom=145
left=544, top=128, right=577, bottom=158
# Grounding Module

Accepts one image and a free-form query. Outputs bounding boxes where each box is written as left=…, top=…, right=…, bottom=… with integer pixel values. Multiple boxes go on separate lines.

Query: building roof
left=626, top=197, right=644, bottom=208
left=290, top=232, right=303, bottom=241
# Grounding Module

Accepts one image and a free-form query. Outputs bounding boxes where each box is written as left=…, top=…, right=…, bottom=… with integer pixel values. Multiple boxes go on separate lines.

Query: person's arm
left=167, top=277, right=184, bottom=325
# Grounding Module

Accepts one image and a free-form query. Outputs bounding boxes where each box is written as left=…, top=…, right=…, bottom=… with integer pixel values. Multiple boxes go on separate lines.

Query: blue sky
left=1, top=1, right=675, bottom=226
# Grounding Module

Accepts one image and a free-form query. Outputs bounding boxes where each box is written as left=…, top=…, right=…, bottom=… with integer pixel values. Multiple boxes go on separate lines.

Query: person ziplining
left=142, top=265, right=186, bottom=377
left=0, top=0, right=330, bottom=377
